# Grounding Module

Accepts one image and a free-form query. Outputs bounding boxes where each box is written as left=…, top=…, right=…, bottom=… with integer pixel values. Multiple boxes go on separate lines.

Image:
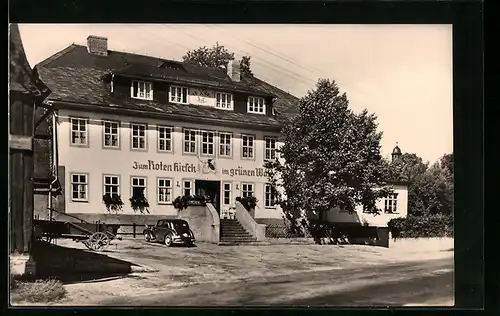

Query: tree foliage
left=182, top=43, right=253, bottom=76
left=265, top=79, right=394, bottom=232
left=391, top=152, right=453, bottom=217
left=390, top=153, right=428, bottom=183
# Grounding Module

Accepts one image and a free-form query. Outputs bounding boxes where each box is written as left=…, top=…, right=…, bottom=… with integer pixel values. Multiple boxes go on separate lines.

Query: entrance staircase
left=219, top=219, right=257, bottom=245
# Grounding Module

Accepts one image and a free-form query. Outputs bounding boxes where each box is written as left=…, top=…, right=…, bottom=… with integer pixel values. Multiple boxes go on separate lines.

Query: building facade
left=56, top=108, right=284, bottom=220
left=36, top=35, right=407, bottom=228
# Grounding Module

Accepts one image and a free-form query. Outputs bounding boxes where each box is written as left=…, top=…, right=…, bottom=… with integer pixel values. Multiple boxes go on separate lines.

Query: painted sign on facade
left=132, top=161, right=270, bottom=178
left=221, top=167, right=271, bottom=178
left=133, top=161, right=197, bottom=172
left=188, top=88, right=215, bottom=107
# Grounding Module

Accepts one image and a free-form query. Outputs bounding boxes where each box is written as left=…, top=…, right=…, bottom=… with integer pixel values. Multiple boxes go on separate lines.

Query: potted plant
left=236, top=196, right=258, bottom=217
left=102, top=194, right=124, bottom=213
left=173, top=195, right=207, bottom=212
left=129, top=194, right=150, bottom=214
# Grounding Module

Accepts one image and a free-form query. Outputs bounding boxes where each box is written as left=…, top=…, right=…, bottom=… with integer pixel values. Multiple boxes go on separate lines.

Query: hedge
left=387, top=215, right=454, bottom=239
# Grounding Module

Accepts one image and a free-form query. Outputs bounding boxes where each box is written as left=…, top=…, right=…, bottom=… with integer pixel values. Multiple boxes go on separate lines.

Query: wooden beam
left=23, top=152, right=34, bottom=253
left=34, top=133, right=52, bottom=140
left=34, top=109, right=52, bottom=129
left=9, top=134, right=32, bottom=151
left=10, top=152, right=24, bottom=253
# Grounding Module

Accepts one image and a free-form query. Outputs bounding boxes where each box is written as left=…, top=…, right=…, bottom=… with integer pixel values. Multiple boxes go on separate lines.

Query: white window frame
left=169, top=85, right=189, bottom=104
left=241, top=183, right=255, bottom=198
left=131, top=123, right=147, bottom=150
left=157, top=126, right=173, bottom=153
left=223, top=182, right=232, bottom=205
left=131, top=176, right=147, bottom=198
left=183, top=129, right=197, bottom=154
left=130, top=80, right=153, bottom=100
left=157, top=178, right=173, bottom=204
left=264, top=137, right=278, bottom=160
left=71, top=173, right=88, bottom=202
left=241, top=134, right=255, bottom=159
left=183, top=180, right=193, bottom=196
left=216, top=92, right=234, bottom=110
left=201, top=130, right=215, bottom=156
left=219, top=132, right=232, bottom=157
left=103, top=175, right=120, bottom=198
left=384, top=193, right=399, bottom=213
left=264, top=183, right=277, bottom=208
left=247, top=96, right=266, bottom=114
left=70, top=118, right=88, bottom=146
left=103, top=120, right=120, bottom=149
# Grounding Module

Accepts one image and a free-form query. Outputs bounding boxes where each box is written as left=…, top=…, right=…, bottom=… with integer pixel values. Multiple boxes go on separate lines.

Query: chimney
left=87, top=35, right=108, bottom=56
left=227, top=59, right=241, bottom=82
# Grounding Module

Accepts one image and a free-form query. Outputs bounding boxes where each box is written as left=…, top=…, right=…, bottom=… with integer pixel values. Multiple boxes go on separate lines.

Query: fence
left=114, top=223, right=146, bottom=239
left=265, top=222, right=388, bottom=246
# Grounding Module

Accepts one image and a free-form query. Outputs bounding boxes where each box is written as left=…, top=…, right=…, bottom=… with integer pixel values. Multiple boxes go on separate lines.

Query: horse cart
left=33, top=208, right=121, bottom=251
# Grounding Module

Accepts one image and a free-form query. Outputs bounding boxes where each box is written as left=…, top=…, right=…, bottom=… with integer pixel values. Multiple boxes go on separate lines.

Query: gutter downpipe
left=48, top=108, right=59, bottom=221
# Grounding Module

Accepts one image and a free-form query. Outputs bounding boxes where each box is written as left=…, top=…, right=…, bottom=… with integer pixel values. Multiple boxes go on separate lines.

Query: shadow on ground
left=31, top=240, right=138, bottom=284
left=272, top=272, right=454, bottom=306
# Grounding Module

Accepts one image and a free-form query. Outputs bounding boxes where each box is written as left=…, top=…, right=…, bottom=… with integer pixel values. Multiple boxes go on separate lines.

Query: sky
left=18, top=24, right=453, bottom=164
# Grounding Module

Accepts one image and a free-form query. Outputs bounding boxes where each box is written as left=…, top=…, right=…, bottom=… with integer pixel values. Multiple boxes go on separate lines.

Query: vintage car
left=143, top=219, right=195, bottom=247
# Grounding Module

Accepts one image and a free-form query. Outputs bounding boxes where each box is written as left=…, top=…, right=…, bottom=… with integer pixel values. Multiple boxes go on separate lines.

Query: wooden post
left=10, top=95, right=34, bottom=254
left=133, top=223, right=136, bottom=238
left=10, top=23, right=51, bottom=276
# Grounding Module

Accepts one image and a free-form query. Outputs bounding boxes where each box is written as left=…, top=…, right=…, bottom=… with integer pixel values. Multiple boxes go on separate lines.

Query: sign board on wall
left=188, top=88, right=215, bottom=107
left=132, top=161, right=270, bottom=178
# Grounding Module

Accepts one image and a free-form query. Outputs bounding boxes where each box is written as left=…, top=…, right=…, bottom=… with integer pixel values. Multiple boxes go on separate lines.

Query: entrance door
left=195, top=180, right=221, bottom=213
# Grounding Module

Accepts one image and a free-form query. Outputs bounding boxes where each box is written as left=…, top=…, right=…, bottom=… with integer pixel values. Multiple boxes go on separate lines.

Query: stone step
left=221, top=231, right=250, bottom=235
left=220, top=237, right=257, bottom=242
left=220, top=233, right=253, bottom=237
left=218, top=241, right=271, bottom=246
left=221, top=227, right=246, bottom=231
left=221, top=227, right=247, bottom=231
left=220, top=222, right=244, bottom=227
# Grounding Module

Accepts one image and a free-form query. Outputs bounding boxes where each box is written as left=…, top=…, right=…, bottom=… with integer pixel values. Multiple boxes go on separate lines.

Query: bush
left=236, top=196, right=258, bottom=211
left=388, top=214, right=454, bottom=239
left=11, top=278, right=66, bottom=303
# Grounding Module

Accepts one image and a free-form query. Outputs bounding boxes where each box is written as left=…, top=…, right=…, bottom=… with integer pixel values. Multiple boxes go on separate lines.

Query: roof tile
left=36, top=44, right=300, bottom=128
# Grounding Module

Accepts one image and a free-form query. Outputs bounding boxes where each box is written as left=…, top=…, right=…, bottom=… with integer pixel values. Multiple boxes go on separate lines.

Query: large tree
left=408, top=153, right=454, bottom=217
left=390, top=152, right=453, bottom=217
left=390, top=153, right=429, bottom=183
left=265, top=79, right=394, bottom=231
left=183, top=43, right=253, bottom=76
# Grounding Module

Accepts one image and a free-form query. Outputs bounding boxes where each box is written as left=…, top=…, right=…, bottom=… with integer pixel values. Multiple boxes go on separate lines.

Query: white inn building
left=34, top=35, right=407, bottom=232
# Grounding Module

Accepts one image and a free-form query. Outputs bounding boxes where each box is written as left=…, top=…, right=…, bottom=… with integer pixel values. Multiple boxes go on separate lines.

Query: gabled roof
left=9, top=23, right=51, bottom=98
left=36, top=44, right=300, bottom=128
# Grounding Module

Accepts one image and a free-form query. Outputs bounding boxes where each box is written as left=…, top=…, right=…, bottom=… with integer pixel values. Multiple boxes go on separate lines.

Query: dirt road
left=38, top=239, right=453, bottom=307
left=99, top=257, right=453, bottom=306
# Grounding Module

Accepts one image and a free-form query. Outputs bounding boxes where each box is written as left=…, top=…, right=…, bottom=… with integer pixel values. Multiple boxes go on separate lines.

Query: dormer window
left=216, top=92, right=233, bottom=110
left=170, top=85, right=188, bottom=104
left=131, top=80, right=153, bottom=100
left=247, top=96, right=266, bottom=114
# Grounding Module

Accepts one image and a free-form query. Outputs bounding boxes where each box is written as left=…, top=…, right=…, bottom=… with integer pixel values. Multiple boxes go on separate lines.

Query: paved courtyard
left=22, top=238, right=454, bottom=306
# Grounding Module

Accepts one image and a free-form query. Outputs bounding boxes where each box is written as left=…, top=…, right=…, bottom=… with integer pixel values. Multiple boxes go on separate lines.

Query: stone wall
left=177, top=206, right=219, bottom=243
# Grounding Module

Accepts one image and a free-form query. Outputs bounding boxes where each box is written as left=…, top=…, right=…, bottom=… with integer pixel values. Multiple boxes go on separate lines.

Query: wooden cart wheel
left=87, top=232, right=110, bottom=251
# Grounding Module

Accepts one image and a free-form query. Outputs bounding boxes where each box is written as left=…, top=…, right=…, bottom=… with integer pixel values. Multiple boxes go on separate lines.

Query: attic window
left=170, top=86, right=188, bottom=104
left=131, top=80, right=153, bottom=100
left=216, top=92, right=233, bottom=110
left=247, top=96, right=266, bottom=114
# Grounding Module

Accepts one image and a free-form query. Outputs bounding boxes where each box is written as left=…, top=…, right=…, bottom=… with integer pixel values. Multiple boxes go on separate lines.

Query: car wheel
left=144, top=233, right=151, bottom=242
left=164, top=235, right=173, bottom=247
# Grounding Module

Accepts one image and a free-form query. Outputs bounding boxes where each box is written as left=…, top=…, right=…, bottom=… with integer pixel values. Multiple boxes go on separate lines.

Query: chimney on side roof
left=227, top=59, right=241, bottom=82
left=87, top=35, right=108, bottom=56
